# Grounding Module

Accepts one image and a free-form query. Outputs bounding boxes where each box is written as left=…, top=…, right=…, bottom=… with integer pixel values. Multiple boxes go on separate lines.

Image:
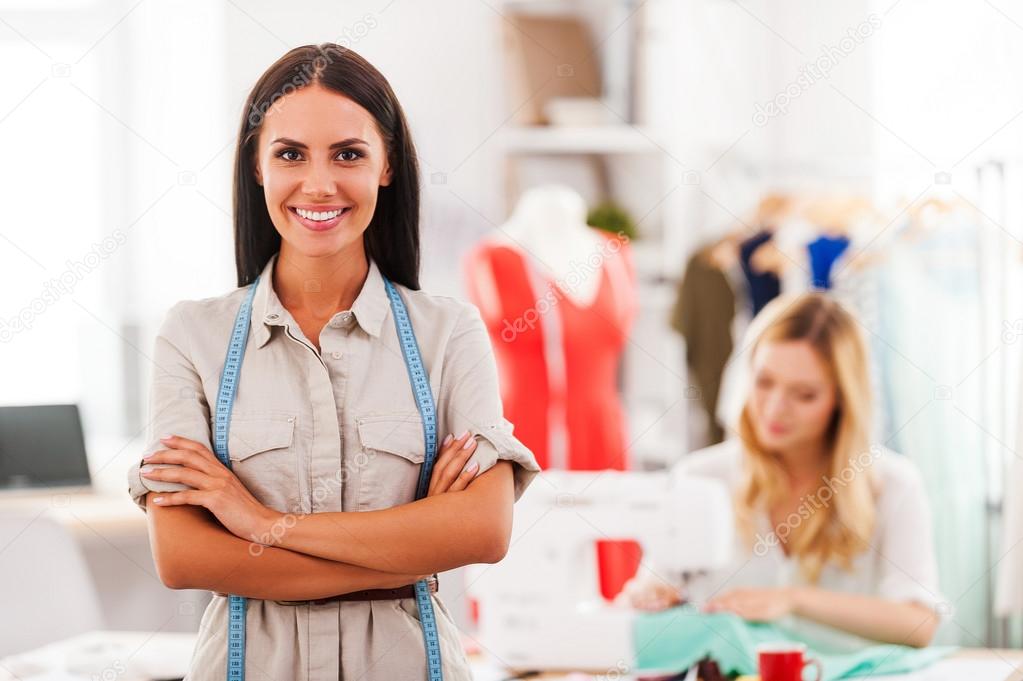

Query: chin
left=287, top=226, right=362, bottom=254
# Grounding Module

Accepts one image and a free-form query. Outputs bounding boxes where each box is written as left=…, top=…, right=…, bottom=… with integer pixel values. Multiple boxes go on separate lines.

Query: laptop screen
left=0, top=404, right=92, bottom=490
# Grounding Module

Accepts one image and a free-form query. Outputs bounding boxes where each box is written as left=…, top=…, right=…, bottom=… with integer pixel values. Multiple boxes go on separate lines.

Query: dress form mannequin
left=464, top=184, right=639, bottom=600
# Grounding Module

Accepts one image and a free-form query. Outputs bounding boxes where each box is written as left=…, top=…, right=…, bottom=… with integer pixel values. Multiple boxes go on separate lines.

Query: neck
left=273, top=243, right=370, bottom=320
left=775, top=439, right=828, bottom=484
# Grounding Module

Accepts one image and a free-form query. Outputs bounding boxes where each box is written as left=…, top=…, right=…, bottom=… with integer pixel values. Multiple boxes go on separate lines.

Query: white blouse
left=664, top=439, right=946, bottom=653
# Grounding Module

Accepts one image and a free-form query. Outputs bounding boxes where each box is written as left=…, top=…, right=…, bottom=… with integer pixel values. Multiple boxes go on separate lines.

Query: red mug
left=757, top=643, right=823, bottom=681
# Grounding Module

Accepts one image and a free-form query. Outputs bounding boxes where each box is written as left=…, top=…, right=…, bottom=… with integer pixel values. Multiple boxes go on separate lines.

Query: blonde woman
left=621, top=293, right=945, bottom=651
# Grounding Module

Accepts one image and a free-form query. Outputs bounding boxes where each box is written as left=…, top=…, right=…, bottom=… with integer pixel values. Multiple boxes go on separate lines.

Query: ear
left=379, top=159, right=393, bottom=188
left=253, top=159, right=263, bottom=187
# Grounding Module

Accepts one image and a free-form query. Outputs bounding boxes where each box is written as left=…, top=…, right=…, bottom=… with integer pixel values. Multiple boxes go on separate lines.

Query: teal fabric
left=634, top=609, right=955, bottom=680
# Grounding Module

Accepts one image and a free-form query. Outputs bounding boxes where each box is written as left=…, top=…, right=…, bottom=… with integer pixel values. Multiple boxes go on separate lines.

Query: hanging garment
left=739, top=230, right=780, bottom=315
left=464, top=232, right=638, bottom=601
left=669, top=246, right=736, bottom=444
left=868, top=216, right=989, bottom=645
left=807, top=234, right=851, bottom=290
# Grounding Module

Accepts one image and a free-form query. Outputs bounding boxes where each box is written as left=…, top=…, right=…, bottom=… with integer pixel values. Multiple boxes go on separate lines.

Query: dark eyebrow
left=270, top=137, right=369, bottom=150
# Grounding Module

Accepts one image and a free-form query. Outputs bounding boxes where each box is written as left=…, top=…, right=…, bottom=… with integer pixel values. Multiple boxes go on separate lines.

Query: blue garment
left=807, top=234, right=851, bottom=289
left=633, top=610, right=955, bottom=680
left=739, top=230, right=781, bottom=315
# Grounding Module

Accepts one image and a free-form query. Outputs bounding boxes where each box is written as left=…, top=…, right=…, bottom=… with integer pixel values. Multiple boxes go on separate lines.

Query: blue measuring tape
left=383, top=277, right=444, bottom=681
left=212, top=276, right=259, bottom=681
left=212, top=271, right=444, bottom=681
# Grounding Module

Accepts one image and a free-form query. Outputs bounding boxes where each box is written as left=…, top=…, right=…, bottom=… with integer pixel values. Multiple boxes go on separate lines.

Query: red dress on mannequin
left=465, top=231, right=636, bottom=470
left=465, top=230, right=640, bottom=599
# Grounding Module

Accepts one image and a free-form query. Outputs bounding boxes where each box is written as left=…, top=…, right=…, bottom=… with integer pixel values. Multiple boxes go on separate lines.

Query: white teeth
left=295, top=207, right=345, bottom=221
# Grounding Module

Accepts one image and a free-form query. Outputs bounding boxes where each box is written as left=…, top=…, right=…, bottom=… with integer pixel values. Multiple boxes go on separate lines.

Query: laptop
left=0, top=404, right=93, bottom=493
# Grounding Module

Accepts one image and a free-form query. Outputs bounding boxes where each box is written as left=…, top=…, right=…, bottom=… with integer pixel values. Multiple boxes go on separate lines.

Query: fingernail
left=159, top=434, right=173, bottom=441
left=464, top=461, right=479, bottom=474
left=152, top=496, right=164, bottom=504
left=442, top=434, right=453, bottom=447
left=457, top=429, right=469, bottom=440
left=462, top=435, right=476, bottom=449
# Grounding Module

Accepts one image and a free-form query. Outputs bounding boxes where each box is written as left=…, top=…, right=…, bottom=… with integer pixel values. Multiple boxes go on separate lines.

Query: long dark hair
left=232, top=44, right=421, bottom=289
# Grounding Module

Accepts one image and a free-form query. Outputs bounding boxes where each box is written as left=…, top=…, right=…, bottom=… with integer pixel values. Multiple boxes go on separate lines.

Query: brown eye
left=336, top=149, right=363, bottom=162
left=276, top=149, right=302, bottom=162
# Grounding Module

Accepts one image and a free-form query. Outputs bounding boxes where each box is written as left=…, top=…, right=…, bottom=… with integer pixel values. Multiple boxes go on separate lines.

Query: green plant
left=586, top=201, right=638, bottom=240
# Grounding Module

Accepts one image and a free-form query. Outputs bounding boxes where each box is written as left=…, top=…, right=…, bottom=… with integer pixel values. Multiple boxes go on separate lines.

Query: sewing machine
left=467, top=469, right=734, bottom=671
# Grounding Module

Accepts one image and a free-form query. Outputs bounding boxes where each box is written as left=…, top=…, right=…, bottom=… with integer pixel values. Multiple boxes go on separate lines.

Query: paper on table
left=870, top=657, right=1021, bottom=680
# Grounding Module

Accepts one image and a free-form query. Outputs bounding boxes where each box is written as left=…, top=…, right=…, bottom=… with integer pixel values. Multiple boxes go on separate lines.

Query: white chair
left=0, top=512, right=104, bottom=656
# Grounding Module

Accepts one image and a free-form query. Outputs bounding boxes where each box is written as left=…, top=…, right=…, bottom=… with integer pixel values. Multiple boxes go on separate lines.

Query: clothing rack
left=975, top=158, right=1023, bottom=649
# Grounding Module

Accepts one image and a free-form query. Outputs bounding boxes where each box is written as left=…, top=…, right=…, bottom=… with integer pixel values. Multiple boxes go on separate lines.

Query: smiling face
left=748, top=339, right=838, bottom=454
left=252, top=84, right=392, bottom=259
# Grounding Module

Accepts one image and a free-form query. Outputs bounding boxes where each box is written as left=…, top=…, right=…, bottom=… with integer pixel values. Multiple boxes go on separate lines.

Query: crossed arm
left=143, top=432, right=513, bottom=599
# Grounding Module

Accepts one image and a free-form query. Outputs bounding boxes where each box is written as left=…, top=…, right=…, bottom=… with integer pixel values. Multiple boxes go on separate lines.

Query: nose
left=762, top=388, right=789, bottom=422
left=301, top=158, right=337, bottom=197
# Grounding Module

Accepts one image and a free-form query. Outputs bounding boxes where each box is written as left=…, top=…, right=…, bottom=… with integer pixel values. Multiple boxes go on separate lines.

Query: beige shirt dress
left=126, top=251, right=541, bottom=681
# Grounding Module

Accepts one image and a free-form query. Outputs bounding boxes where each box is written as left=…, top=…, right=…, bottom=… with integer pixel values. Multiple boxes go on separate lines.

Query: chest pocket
left=356, top=412, right=425, bottom=510
left=225, top=410, right=299, bottom=513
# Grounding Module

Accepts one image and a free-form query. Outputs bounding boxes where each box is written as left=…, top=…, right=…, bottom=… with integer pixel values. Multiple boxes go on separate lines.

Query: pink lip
left=288, top=206, right=352, bottom=232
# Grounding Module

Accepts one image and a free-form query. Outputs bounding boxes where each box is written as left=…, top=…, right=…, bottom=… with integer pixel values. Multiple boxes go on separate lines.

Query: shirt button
left=340, top=311, right=353, bottom=322
left=331, top=351, right=342, bottom=360
left=266, top=313, right=279, bottom=321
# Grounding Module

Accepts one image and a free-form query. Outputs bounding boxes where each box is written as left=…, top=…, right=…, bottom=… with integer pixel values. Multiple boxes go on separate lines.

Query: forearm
left=273, top=462, right=514, bottom=573
left=146, top=495, right=421, bottom=600
left=791, top=587, right=939, bottom=648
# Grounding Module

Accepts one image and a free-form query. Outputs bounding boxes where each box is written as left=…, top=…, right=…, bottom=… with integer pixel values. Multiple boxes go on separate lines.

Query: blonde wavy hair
left=735, top=293, right=876, bottom=583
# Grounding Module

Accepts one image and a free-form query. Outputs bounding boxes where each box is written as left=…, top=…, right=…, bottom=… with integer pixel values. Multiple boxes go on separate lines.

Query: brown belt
left=263, top=575, right=439, bottom=606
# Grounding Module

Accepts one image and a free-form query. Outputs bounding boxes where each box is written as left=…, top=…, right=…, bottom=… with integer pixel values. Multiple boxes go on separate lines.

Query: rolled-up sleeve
left=440, top=302, right=540, bottom=500
left=877, top=458, right=949, bottom=619
left=125, top=301, right=213, bottom=513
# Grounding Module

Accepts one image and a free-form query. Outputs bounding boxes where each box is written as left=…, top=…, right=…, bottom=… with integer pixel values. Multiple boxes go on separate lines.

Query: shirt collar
left=250, top=251, right=390, bottom=349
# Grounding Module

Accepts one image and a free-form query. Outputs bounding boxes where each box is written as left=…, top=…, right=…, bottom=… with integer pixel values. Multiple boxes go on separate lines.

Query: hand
left=702, top=587, right=798, bottom=622
left=427, top=430, right=481, bottom=496
left=616, top=574, right=683, bottom=611
left=141, top=435, right=281, bottom=545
